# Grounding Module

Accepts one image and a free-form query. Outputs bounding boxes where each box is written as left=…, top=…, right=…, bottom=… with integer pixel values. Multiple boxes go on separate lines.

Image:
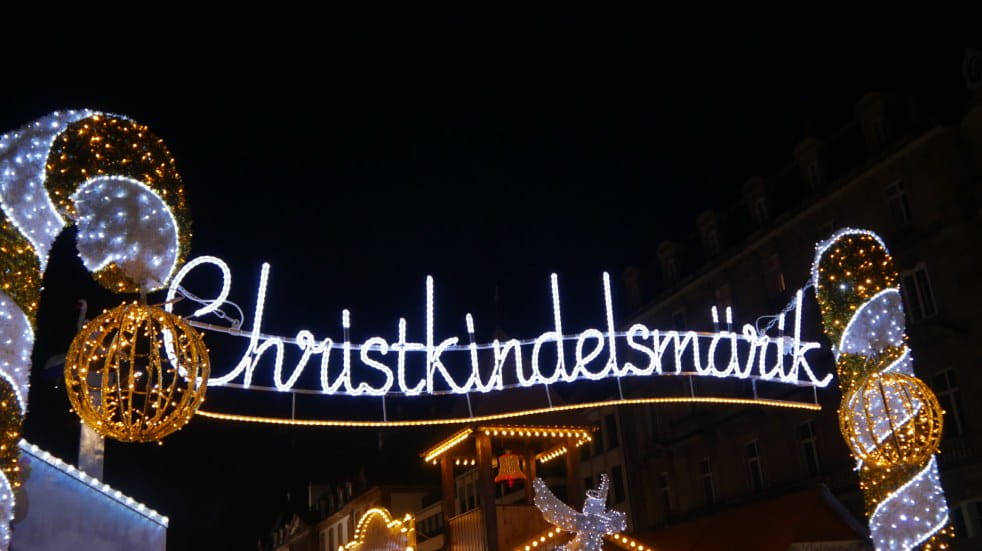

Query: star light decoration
left=0, top=111, right=195, bottom=549
left=533, top=474, right=626, bottom=551
left=813, top=229, right=951, bottom=550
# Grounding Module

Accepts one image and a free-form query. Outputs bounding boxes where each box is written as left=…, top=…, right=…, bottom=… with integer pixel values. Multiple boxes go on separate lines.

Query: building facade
left=613, top=61, right=982, bottom=549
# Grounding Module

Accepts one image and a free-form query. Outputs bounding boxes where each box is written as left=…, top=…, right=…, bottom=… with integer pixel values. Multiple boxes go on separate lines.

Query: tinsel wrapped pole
left=813, top=229, right=952, bottom=550
left=0, top=111, right=194, bottom=549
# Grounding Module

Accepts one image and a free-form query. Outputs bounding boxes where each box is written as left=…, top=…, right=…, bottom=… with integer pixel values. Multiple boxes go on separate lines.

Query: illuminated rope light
left=197, top=395, right=820, bottom=429
left=19, top=440, right=168, bottom=526
left=168, top=258, right=831, bottom=401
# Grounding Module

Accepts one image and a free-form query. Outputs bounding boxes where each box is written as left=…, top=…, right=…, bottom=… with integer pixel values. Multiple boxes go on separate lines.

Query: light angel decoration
left=533, top=474, right=626, bottom=551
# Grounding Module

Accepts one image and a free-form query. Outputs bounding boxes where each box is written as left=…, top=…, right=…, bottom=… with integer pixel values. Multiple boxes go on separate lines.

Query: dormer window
left=753, top=196, right=769, bottom=226
left=697, top=210, right=721, bottom=259
left=856, top=92, right=891, bottom=154
left=743, top=177, right=769, bottom=228
left=806, top=162, right=820, bottom=189
left=657, top=241, right=680, bottom=287
left=794, top=138, right=825, bottom=191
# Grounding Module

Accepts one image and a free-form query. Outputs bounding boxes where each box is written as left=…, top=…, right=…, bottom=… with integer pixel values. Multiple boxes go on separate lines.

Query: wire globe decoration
left=65, top=301, right=209, bottom=443
left=839, top=371, right=944, bottom=467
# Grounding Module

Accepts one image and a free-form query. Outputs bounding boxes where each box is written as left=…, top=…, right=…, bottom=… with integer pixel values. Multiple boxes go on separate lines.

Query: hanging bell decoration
left=494, top=450, right=526, bottom=488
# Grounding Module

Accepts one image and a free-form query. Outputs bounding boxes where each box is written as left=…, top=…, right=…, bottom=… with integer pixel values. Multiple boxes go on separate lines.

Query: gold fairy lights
left=45, top=114, right=192, bottom=293
left=839, top=372, right=943, bottom=467
left=65, top=301, right=209, bottom=442
left=342, top=507, right=415, bottom=551
left=813, top=229, right=950, bottom=548
left=198, top=395, right=821, bottom=430
left=536, top=446, right=568, bottom=464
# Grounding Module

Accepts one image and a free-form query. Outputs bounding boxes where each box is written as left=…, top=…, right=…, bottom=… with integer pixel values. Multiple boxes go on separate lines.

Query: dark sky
left=1, top=6, right=976, bottom=550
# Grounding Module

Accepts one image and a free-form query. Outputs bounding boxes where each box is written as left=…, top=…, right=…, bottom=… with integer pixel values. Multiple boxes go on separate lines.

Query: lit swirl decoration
left=0, top=111, right=195, bottom=548
left=813, top=229, right=952, bottom=550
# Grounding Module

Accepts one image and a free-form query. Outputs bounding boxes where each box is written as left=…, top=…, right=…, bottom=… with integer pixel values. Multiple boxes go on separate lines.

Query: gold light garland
left=198, top=395, right=821, bottom=430
left=0, top=385, right=20, bottom=493
left=65, top=301, right=209, bottom=442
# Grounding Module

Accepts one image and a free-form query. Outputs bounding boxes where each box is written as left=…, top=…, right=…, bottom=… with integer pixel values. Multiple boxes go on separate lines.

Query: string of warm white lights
left=341, top=507, right=415, bottom=551
left=19, top=441, right=168, bottom=526
left=198, top=395, right=820, bottom=429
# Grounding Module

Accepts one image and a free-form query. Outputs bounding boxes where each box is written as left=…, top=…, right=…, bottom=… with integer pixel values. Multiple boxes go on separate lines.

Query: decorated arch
left=0, top=111, right=954, bottom=550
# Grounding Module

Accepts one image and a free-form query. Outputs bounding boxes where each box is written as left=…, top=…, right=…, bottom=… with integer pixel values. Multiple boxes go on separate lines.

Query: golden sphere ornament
left=65, top=301, right=209, bottom=442
left=839, top=371, right=944, bottom=467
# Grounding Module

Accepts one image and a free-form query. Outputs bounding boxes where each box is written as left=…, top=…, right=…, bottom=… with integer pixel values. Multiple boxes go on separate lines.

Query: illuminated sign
left=165, top=256, right=832, bottom=397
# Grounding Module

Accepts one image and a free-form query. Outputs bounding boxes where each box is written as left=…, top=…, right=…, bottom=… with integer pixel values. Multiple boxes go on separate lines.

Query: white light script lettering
left=166, top=257, right=833, bottom=396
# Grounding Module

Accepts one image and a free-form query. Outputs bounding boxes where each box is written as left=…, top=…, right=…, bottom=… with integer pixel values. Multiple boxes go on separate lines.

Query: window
left=605, top=414, right=619, bottom=450
left=799, top=421, right=821, bottom=475
left=818, top=219, right=835, bottom=240
left=885, top=180, right=912, bottom=225
left=703, top=227, right=720, bottom=257
left=763, top=254, right=786, bottom=296
left=901, top=264, right=937, bottom=321
left=657, top=472, right=672, bottom=513
left=806, top=162, right=820, bottom=189
left=663, top=256, right=679, bottom=286
left=746, top=441, right=764, bottom=492
left=699, top=457, right=715, bottom=504
left=952, top=498, right=982, bottom=538
left=871, top=117, right=886, bottom=145
left=672, top=310, right=686, bottom=331
left=714, top=282, right=732, bottom=310
left=752, top=196, right=769, bottom=226
left=933, top=369, right=965, bottom=437
left=320, top=529, right=329, bottom=551
left=611, top=466, right=626, bottom=503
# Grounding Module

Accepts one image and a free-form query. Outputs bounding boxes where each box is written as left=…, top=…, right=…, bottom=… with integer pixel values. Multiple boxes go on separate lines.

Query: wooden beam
left=565, top=437, right=583, bottom=508
left=524, top=449, right=537, bottom=504
left=440, top=454, right=456, bottom=544
left=475, top=431, right=499, bottom=550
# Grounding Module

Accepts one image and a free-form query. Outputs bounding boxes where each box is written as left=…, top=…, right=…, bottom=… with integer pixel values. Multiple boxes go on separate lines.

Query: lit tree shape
left=533, top=473, right=626, bottom=551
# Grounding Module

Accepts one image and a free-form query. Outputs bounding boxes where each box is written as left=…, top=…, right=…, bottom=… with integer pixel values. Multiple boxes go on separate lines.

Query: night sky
left=0, top=7, right=975, bottom=550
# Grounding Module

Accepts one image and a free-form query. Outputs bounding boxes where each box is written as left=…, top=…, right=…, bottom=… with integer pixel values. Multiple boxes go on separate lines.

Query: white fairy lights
left=19, top=440, right=168, bottom=527
left=813, top=228, right=950, bottom=549
left=0, top=110, right=92, bottom=268
left=0, top=110, right=189, bottom=551
left=533, top=474, right=626, bottom=551
left=169, top=258, right=832, bottom=398
left=868, top=458, right=949, bottom=550
left=72, top=176, right=181, bottom=291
